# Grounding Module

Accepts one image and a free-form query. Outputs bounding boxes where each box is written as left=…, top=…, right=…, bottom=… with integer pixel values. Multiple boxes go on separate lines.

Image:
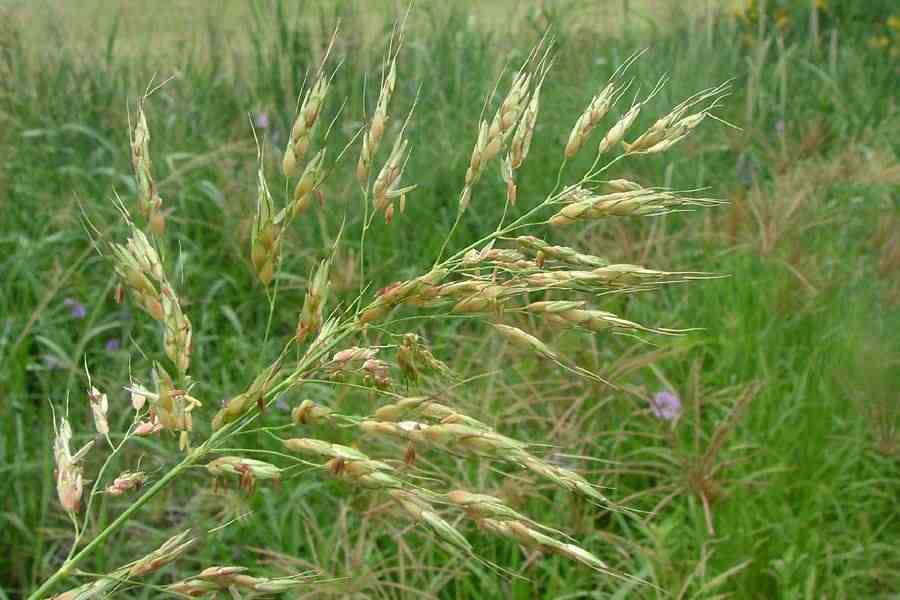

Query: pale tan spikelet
left=161, top=284, right=192, bottom=374
left=250, top=159, right=282, bottom=286
left=211, top=360, right=281, bottom=430
left=389, top=489, right=474, bottom=553
left=362, top=357, right=392, bottom=389
left=283, top=73, right=329, bottom=177
left=297, top=259, right=330, bottom=341
left=597, top=102, right=642, bottom=155
left=509, top=79, right=542, bottom=169
left=623, top=80, right=729, bottom=154
left=110, top=228, right=165, bottom=321
left=565, top=81, right=618, bottom=158
left=130, top=100, right=165, bottom=235
left=420, top=422, right=528, bottom=456
left=358, top=58, right=398, bottom=184
left=291, top=148, right=326, bottom=217
left=517, top=453, right=608, bottom=504
left=292, top=399, right=334, bottom=425
left=463, top=246, right=534, bottom=270
left=104, top=470, right=146, bottom=496
left=207, top=456, right=280, bottom=492
left=53, top=417, right=91, bottom=514
left=492, top=323, right=559, bottom=360
left=515, top=235, right=608, bottom=268
left=283, top=437, right=370, bottom=461
left=527, top=300, right=681, bottom=335
left=87, top=386, right=109, bottom=436
left=169, top=566, right=312, bottom=595
left=605, top=178, right=643, bottom=192
left=396, top=334, right=454, bottom=382
left=501, top=155, right=517, bottom=205
left=550, top=188, right=724, bottom=225
left=357, top=269, right=447, bottom=325
left=128, top=530, right=196, bottom=577
left=373, top=136, right=416, bottom=218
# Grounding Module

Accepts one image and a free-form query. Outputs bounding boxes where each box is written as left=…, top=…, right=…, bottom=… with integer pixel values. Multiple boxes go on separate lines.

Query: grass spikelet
left=492, top=323, right=559, bottom=360
left=250, top=150, right=281, bottom=287
left=53, top=417, right=91, bottom=514
left=291, top=148, right=326, bottom=217
left=211, top=360, right=281, bottom=430
left=292, top=399, right=334, bottom=425
left=297, top=259, right=330, bottom=341
left=129, top=98, right=165, bottom=235
left=515, top=235, right=608, bottom=268
left=104, top=471, right=146, bottom=496
left=110, top=227, right=164, bottom=321
left=283, top=72, right=330, bottom=178
left=207, top=457, right=281, bottom=493
left=389, top=489, right=474, bottom=554
left=358, top=55, right=398, bottom=184
left=161, top=284, right=192, bottom=374
left=549, top=187, right=724, bottom=225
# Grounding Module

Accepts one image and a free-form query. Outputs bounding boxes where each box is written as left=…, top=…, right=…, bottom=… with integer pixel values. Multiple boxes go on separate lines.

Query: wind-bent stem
left=434, top=206, right=465, bottom=267
left=357, top=187, right=371, bottom=309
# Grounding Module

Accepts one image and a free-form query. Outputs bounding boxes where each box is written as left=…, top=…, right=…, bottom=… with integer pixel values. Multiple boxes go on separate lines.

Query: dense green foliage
left=1, top=2, right=898, bottom=598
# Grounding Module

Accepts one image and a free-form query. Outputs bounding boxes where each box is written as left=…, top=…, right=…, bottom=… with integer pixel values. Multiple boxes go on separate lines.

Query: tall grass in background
left=1, top=1, right=898, bottom=598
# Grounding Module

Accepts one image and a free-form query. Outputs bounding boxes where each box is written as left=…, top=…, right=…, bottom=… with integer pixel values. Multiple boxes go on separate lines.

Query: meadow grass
left=1, top=1, right=898, bottom=598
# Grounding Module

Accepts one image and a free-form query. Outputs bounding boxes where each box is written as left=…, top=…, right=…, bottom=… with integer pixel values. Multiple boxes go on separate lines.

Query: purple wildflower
left=650, top=390, right=681, bottom=421
left=255, top=112, right=270, bottom=129
left=105, top=339, right=121, bottom=352
left=64, top=298, right=87, bottom=319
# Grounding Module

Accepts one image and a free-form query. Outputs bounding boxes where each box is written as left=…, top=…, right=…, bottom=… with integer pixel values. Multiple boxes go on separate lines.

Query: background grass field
left=1, top=1, right=898, bottom=598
